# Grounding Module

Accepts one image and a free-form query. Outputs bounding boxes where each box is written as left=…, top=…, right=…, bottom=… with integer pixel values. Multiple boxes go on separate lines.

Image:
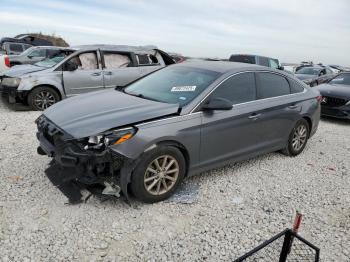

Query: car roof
left=72, top=44, right=158, bottom=53
left=173, top=60, right=270, bottom=74
left=28, top=46, right=75, bottom=50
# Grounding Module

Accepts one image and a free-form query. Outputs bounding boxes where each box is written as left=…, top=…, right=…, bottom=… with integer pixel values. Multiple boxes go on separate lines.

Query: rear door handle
left=91, top=72, right=101, bottom=76
left=248, top=113, right=261, bottom=120
left=288, top=105, right=298, bottom=109
left=104, top=71, right=112, bottom=76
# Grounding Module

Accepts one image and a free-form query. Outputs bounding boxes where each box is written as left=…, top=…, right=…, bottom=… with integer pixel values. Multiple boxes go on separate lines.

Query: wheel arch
left=155, top=140, right=190, bottom=177
left=302, top=116, right=312, bottom=136
left=28, top=84, right=62, bottom=100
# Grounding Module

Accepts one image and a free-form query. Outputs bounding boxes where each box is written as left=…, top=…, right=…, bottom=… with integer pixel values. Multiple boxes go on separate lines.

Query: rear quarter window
left=9, top=43, right=23, bottom=52
left=258, top=57, right=269, bottom=67
left=289, top=79, right=304, bottom=93
left=257, top=72, right=290, bottom=99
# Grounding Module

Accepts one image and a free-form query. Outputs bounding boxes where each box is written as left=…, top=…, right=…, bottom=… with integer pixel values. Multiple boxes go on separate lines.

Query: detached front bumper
left=0, top=84, right=27, bottom=103
left=36, top=116, right=129, bottom=203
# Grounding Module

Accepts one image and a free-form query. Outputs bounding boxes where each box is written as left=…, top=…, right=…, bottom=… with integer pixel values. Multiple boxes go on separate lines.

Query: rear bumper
left=321, top=105, right=350, bottom=119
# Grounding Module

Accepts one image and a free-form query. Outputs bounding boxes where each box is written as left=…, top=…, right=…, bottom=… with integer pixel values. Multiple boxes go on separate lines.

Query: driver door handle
left=91, top=72, right=101, bottom=76
left=288, top=105, right=298, bottom=109
left=248, top=113, right=261, bottom=120
left=104, top=71, right=112, bottom=76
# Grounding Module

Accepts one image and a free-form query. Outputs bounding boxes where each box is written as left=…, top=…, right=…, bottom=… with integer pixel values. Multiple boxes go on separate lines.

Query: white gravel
left=0, top=98, right=349, bottom=261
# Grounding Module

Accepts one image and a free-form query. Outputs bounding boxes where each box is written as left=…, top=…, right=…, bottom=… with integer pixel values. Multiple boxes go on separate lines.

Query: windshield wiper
left=124, top=90, right=162, bottom=102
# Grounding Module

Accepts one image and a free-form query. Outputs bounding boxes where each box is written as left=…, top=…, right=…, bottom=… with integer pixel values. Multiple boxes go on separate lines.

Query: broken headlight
left=85, top=127, right=137, bottom=150
left=103, top=127, right=137, bottom=146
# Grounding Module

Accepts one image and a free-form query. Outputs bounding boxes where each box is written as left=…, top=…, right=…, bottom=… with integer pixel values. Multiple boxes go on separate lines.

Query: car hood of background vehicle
left=315, top=83, right=350, bottom=99
left=43, top=89, right=180, bottom=138
left=2, top=64, right=45, bottom=77
left=295, top=74, right=317, bottom=81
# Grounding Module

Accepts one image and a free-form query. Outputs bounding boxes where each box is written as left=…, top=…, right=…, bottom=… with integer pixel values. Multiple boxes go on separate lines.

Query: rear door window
left=257, top=72, right=290, bottom=99
left=103, top=53, right=131, bottom=69
left=211, top=72, right=256, bottom=104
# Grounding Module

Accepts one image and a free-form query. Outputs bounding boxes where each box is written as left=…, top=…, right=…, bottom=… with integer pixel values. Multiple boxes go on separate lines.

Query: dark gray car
left=295, top=66, right=335, bottom=87
left=36, top=61, right=321, bottom=204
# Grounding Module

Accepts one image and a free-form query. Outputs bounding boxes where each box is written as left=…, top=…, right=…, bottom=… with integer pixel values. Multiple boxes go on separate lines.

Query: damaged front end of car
left=36, top=115, right=137, bottom=204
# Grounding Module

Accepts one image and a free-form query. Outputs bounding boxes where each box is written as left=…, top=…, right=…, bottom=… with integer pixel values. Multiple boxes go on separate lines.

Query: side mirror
left=28, top=55, right=33, bottom=59
left=202, top=97, right=233, bottom=111
left=65, top=61, right=78, bottom=71
left=278, top=66, right=284, bottom=70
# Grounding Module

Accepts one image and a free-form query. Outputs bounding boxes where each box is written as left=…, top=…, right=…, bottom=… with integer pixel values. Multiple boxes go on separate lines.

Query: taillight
left=4, top=56, right=10, bottom=67
left=316, top=95, right=322, bottom=103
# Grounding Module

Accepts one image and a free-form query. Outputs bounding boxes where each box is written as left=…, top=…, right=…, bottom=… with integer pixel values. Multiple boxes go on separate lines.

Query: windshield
left=296, top=67, right=321, bottom=75
left=34, top=55, right=66, bottom=68
left=124, top=66, right=220, bottom=107
left=329, top=74, right=350, bottom=85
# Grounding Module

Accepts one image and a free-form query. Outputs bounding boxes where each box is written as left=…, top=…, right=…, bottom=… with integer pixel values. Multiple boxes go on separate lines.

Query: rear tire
left=27, top=86, right=60, bottom=111
left=282, top=119, right=310, bottom=156
left=130, top=145, right=186, bottom=203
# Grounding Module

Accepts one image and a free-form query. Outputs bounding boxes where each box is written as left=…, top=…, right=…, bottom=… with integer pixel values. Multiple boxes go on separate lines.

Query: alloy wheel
left=34, top=91, right=56, bottom=110
left=144, top=155, right=179, bottom=195
left=292, top=124, right=307, bottom=151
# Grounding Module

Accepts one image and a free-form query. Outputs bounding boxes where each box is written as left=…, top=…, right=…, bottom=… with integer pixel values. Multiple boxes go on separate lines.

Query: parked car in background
left=35, top=61, right=320, bottom=204
left=0, top=46, right=73, bottom=73
left=168, top=52, right=186, bottom=63
left=295, top=66, right=335, bottom=87
left=328, top=65, right=349, bottom=73
left=0, top=35, right=53, bottom=55
left=0, top=41, right=32, bottom=55
left=229, top=54, right=284, bottom=70
left=0, top=45, right=175, bottom=110
left=315, top=72, right=350, bottom=119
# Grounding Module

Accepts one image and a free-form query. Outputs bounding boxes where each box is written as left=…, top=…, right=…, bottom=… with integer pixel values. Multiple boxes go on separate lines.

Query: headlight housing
left=2, top=77, right=21, bottom=87
left=85, top=127, right=137, bottom=150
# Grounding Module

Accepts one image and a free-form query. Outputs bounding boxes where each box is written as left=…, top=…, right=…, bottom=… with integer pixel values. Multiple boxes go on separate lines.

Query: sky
left=0, top=0, right=349, bottom=65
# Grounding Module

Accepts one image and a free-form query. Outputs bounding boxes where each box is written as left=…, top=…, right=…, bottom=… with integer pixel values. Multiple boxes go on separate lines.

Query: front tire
left=282, top=119, right=310, bottom=156
left=27, top=86, right=60, bottom=111
left=130, top=146, right=186, bottom=203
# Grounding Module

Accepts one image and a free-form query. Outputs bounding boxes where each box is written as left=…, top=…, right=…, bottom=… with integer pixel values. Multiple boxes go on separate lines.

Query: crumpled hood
left=43, top=89, right=179, bottom=138
left=315, top=83, right=350, bottom=99
left=295, top=74, right=317, bottom=81
left=2, top=64, right=46, bottom=77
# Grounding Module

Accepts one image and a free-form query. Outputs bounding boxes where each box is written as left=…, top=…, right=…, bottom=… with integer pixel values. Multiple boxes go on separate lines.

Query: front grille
left=322, top=96, right=348, bottom=107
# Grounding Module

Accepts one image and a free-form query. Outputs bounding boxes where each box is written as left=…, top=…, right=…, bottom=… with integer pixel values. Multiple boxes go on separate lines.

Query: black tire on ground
left=130, top=145, right=186, bottom=203
left=27, top=86, right=60, bottom=111
left=281, top=119, right=310, bottom=156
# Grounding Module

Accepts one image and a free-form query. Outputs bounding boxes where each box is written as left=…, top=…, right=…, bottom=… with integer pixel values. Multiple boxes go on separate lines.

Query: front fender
left=17, top=72, right=65, bottom=98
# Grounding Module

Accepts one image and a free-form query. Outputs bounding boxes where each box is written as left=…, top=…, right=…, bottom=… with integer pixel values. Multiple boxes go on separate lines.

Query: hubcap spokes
left=34, top=91, right=56, bottom=110
left=292, top=125, right=307, bottom=151
left=144, top=155, right=179, bottom=195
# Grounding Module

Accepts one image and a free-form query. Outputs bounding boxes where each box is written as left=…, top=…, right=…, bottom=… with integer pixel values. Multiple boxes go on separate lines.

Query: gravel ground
left=0, top=97, right=349, bottom=261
